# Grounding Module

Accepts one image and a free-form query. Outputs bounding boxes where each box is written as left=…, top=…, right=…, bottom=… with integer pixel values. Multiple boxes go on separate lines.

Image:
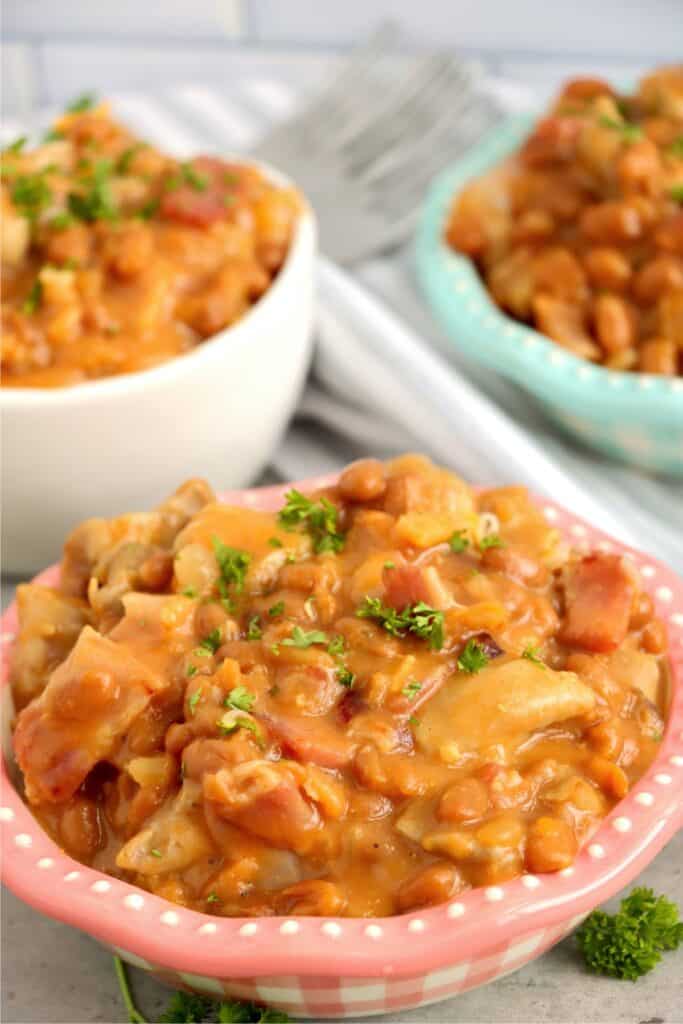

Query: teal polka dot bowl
left=415, top=114, right=683, bottom=477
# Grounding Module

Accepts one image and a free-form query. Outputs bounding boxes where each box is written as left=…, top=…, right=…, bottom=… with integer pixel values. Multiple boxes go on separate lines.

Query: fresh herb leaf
left=216, top=712, right=260, bottom=741
left=356, top=597, right=444, bottom=651
left=188, top=687, right=203, bottom=714
left=667, top=136, right=683, bottom=158
left=182, top=587, right=198, bottom=598
left=448, top=530, right=470, bottom=553
left=268, top=536, right=283, bottom=548
left=327, top=635, right=346, bottom=656
left=522, top=645, right=546, bottom=667
left=186, top=664, right=198, bottom=678
left=383, top=560, right=396, bottom=570
left=22, top=278, right=42, bottom=315
left=479, top=534, right=504, bottom=551
left=577, top=887, right=683, bottom=980
left=137, top=197, right=159, bottom=219
left=206, top=891, right=220, bottom=904
left=67, top=92, right=97, bottom=113
left=43, top=128, right=65, bottom=142
left=336, top=666, right=355, bottom=688
left=669, top=184, right=683, bottom=204
left=225, top=685, right=256, bottom=712
left=277, top=489, right=345, bottom=554
left=408, top=715, right=420, bottom=728
left=599, top=114, right=642, bottom=142
left=246, top=615, right=262, bottom=641
left=195, top=628, right=222, bottom=655
left=212, top=536, right=251, bottom=602
left=268, top=601, right=285, bottom=618
left=181, top=162, right=208, bottom=190
left=11, top=171, right=53, bottom=222
left=457, top=638, right=490, bottom=674
left=281, top=626, right=328, bottom=649
left=117, top=143, right=144, bottom=174
left=4, top=135, right=27, bottom=155
left=150, top=848, right=162, bottom=858
left=68, top=159, right=118, bottom=221
left=50, top=211, right=75, bottom=229
left=403, top=680, right=422, bottom=700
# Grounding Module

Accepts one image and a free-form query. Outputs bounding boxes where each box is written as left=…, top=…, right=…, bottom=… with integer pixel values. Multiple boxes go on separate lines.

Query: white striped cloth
left=3, top=77, right=682, bottom=575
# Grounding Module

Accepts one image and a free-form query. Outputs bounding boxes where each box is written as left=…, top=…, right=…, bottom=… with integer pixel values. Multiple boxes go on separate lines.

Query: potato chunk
left=415, top=658, right=595, bottom=756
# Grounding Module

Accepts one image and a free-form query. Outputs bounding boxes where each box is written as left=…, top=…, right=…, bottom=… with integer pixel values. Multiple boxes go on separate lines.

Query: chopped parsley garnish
left=577, top=887, right=683, bottom=980
left=4, top=136, right=27, bottom=155
left=186, top=664, right=198, bottom=678
left=327, top=635, right=346, bottom=656
left=212, top=536, right=251, bottom=603
left=268, top=601, right=285, bottom=618
left=669, top=184, right=683, bottom=204
left=43, top=128, right=65, bottom=142
left=403, top=680, right=422, bottom=700
left=277, top=489, right=345, bottom=554
left=356, top=597, right=444, bottom=651
left=457, top=638, right=490, bottom=674
left=67, top=92, right=97, bottom=113
left=181, top=162, right=208, bottom=190
left=216, top=713, right=261, bottom=741
left=268, top=536, right=283, bottom=548
left=11, top=171, right=53, bottom=223
left=522, top=645, right=546, bottom=667
left=408, top=715, right=420, bottom=728
left=246, top=615, right=262, bottom=641
left=182, top=586, right=197, bottom=598
left=479, top=534, right=504, bottom=551
left=50, top=211, right=75, bottom=230
left=150, top=848, right=162, bottom=858
left=188, top=687, right=203, bottom=714
left=336, top=666, right=355, bottom=688
left=137, top=197, right=159, bottom=220
left=68, top=159, right=118, bottom=221
left=667, top=136, right=683, bottom=158
left=206, top=892, right=220, bottom=904
left=195, top=628, right=222, bottom=655
left=448, top=530, right=469, bottom=553
left=599, top=114, right=642, bottom=142
left=116, top=143, right=144, bottom=174
left=281, top=626, right=328, bottom=649
left=22, top=278, right=42, bottom=315
left=225, top=685, right=256, bottom=712
left=383, top=560, right=396, bottom=570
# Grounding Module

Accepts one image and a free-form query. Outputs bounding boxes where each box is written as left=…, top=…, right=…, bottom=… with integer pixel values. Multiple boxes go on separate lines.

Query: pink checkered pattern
left=119, top=920, right=580, bottom=1018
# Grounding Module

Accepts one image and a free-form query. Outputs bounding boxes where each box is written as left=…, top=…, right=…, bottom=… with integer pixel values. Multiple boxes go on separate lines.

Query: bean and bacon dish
left=10, top=456, right=669, bottom=918
left=446, top=66, right=683, bottom=375
left=1, top=95, right=299, bottom=388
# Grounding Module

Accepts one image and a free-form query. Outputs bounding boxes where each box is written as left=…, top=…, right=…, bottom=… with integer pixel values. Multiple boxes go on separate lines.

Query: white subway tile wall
left=2, top=0, right=680, bottom=116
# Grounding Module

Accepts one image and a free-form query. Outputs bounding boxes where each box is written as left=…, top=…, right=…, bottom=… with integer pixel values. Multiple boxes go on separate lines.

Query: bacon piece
left=383, top=564, right=453, bottom=611
left=560, top=554, right=635, bottom=653
left=13, top=626, right=164, bottom=804
left=262, top=711, right=356, bottom=769
left=521, top=116, right=583, bottom=166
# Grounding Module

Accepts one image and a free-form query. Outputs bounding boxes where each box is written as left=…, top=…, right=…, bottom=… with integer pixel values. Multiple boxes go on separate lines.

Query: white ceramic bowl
left=1, top=182, right=316, bottom=575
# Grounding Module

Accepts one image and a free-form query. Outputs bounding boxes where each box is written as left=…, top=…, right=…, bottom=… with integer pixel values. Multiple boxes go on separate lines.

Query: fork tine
left=345, top=59, right=476, bottom=174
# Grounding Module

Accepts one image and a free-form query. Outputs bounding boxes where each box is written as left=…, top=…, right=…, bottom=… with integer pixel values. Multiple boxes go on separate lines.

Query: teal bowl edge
left=414, top=115, right=683, bottom=470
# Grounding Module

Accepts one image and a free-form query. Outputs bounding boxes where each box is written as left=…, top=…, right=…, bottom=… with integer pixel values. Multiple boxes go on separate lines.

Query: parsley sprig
left=224, top=686, right=256, bottom=712
left=599, top=114, right=642, bottom=143
left=457, top=638, right=490, bottom=674
left=356, top=596, right=444, bottom=651
left=277, top=490, right=345, bottom=554
left=577, top=888, right=683, bottom=980
left=212, top=536, right=250, bottom=605
left=281, top=626, right=328, bottom=649
left=68, top=159, right=118, bottom=221
left=114, top=956, right=290, bottom=1022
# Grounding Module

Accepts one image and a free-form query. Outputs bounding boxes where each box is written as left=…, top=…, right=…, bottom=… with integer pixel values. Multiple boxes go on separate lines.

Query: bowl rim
left=1, top=473, right=682, bottom=980
left=1, top=158, right=315, bottom=409
left=414, top=113, right=683, bottom=424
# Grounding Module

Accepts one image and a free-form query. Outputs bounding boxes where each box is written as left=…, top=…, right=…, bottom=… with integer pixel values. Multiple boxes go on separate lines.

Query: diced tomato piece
left=560, top=554, right=635, bottom=653
left=159, top=156, right=247, bottom=227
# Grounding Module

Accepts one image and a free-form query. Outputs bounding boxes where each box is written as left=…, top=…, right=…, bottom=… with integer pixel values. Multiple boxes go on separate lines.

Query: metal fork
left=251, top=25, right=500, bottom=265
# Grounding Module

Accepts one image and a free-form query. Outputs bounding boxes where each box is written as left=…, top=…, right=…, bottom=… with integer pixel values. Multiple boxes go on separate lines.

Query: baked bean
left=59, top=797, right=103, bottom=858
left=194, top=601, right=231, bottom=641
left=533, top=247, right=587, bottom=302
left=559, top=77, right=614, bottom=103
left=641, top=618, right=667, bottom=654
left=630, top=590, right=654, bottom=629
left=638, top=338, right=677, bottom=375
left=338, top=459, right=387, bottom=503
left=138, top=549, right=174, bottom=591
left=275, top=879, right=347, bottom=916
left=617, top=139, right=661, bottom=195
left=583, top=247, right=632, bottom=291
left=585, top=754, right=629, bottom=799
left=633, top=256, right=683, bottom=304
left=476, top=814, right=524, bottom=849
left=438, top=778, right=489, bottom=823
left=510, top=209, right=555, bottom=244
left=580, top=201, right=644, bottom=244
left=655, top=212, right=683, bottom=255
left=525, top=817, right=577, bottom=873
left=657, top=291, right=683, bottom=346
left=396, top=863, right=461, bottom=912
left=532, top=294, right=599, bottom=360
left=594, top=294, right=636, bottom=354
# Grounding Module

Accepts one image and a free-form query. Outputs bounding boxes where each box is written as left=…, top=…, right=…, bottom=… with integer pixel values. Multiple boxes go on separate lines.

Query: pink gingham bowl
left=2, top=476, right=683, bottom=1019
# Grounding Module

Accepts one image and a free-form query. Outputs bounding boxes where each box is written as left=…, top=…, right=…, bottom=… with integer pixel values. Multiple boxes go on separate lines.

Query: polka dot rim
left=635, top=792, right=654, bottom=806
left=91, top=880, right=111, bottom=893
left=588, top=844, right=606, bottom=859
left=63, top=871, right=81, bottom=882
left=447, top=902, right=466, bottom=919
left=612, top=817, right=632, bottom=833
left=364, top=925, right=383, bottom=939
left=521, top=875, right=541, bottom=889
left=408, top=919, right=426, bottom=933
left=239, top=923, right=258, bottom=937
left=0, top=807, right=15, bottom=822
left=124, top=894, right=145, bottom=910
left=485, top=887, right=504, bottom=902
left=279, top=921, right=300, bottom=936
left=14, top=834, right=32, bottom=848
left=654, top=773, right=672, bottom=785
left=198, top=923, right=218, bottom=936
left=321, top=922, right=343, bottom=938
left=160, top=911, right=180, bottom=927
left=36, top=857, right=54, bottom=869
